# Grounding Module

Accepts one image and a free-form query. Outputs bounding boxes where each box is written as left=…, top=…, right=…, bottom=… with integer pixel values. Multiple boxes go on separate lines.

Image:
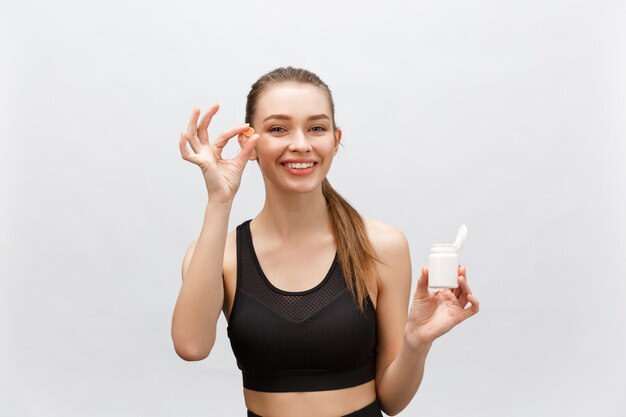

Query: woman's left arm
left=370, top=223, right=479, bottom=416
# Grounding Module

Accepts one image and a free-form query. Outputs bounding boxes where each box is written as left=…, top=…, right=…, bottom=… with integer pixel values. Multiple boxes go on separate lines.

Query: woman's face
left=251, top=82, right=342, bottom=194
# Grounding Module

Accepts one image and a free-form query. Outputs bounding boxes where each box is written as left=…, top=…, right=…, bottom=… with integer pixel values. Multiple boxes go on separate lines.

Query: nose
left=288, top=129, right=312, bottom=153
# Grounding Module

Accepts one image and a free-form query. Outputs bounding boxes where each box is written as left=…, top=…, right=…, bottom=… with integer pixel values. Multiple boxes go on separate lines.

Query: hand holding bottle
left=404, top=266, right=479, bottom=349
left=179, top=104, right=259, bottom=204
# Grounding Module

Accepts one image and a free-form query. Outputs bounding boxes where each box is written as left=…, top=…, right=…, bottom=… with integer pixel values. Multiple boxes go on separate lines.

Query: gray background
left=1, top=0, right=625, bottom=416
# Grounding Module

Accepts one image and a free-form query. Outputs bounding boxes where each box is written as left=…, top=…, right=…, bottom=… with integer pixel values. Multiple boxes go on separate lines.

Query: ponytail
left=322, top=178, right=381, bottom=312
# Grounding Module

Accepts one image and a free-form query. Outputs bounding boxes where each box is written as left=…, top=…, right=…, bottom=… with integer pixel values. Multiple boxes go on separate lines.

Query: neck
left=254, top=183, right=333, bottom=244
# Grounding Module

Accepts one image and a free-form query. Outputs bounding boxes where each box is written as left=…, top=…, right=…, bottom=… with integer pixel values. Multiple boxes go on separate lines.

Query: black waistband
left=247, top=397, right=382, bottom=417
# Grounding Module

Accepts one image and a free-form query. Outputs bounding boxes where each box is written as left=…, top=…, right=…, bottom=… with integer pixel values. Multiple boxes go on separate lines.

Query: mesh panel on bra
left=237, top=220, right=349, bottom=323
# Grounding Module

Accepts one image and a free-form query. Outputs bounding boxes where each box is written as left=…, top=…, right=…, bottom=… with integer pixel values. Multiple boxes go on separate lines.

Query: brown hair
left=245, top=66, right=381, bottom=312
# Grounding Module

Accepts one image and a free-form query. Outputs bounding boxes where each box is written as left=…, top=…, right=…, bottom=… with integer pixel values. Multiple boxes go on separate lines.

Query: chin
left=283, top=180, right=323, bottom=194
left=267, top=177, right=324, bottom=195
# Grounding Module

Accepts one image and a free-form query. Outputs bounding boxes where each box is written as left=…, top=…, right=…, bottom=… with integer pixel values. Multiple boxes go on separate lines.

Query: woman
left=171, top=66, right=479, bottom=417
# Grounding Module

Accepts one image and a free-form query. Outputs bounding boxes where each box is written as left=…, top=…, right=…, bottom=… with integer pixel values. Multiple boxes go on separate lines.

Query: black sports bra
left=226, top=219, right=378, bottom=392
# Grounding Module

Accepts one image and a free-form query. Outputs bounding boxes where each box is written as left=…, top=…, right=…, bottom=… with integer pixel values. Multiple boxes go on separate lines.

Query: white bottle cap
left=453, top=224, right=468, bottom=251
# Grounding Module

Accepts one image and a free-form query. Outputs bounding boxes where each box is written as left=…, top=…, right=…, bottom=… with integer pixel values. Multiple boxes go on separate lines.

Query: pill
left=244, top=127, right=255, bottom=138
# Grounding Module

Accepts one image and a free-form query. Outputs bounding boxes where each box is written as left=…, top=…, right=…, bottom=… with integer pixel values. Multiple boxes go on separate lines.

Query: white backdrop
left=1, top=0, right=625, bottom=416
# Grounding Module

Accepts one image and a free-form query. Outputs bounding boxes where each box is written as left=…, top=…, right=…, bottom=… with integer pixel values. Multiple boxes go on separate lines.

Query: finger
left=179, top=132, right=199, bottom=163
left=213, top=124, right=251, bottom=149
left=457, top=274, right=472, bottom=307
left=187, top=107, right=201, bottom=140
left=458, top=274, right=472, bottom=296
left=236, top=133, right=260, bottom=165
left=237, top=129, right=251, bottom=147
left=466, top=293, right=480, bottom=315
left=197, top=104, right=220, bottom=144
left=453, top=266, right=465, bottom=299
left=179, top=132, right=189, bottom=158
left=458, top=292, right=468, bottom=308
left=414, top=266, right=429, bottom=299
left=184, top=108, right=203, bottom=152
left=453, top=287, right=462, bottom=299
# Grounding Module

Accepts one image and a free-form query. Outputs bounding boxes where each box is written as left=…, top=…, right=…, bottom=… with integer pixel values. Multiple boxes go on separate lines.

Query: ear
left=333, top=129, right=342, bottom=155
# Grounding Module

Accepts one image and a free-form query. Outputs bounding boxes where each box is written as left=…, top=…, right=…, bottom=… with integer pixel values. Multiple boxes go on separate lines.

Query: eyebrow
left=262, top=114, right=330, bottom=122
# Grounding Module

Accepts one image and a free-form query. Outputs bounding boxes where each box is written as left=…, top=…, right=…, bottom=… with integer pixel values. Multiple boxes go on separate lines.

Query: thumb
left=236, top=133, right=259, bottom=164
left=414, top=266, right=429, bottom=300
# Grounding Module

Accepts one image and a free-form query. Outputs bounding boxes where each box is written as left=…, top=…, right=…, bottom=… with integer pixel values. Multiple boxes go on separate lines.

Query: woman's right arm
left=171, top=104, right=258, bottom=361
left=172, top=201, right=232, bottom=361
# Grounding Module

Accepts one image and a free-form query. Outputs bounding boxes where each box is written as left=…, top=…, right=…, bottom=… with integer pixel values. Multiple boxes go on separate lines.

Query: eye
left=269, top=126, right=286, bottom=132
left=310, top=125, right=326, bottom=132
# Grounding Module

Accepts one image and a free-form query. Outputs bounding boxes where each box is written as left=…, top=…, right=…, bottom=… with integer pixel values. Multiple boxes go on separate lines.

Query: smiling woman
left=172, top=66, right=479, bottom=417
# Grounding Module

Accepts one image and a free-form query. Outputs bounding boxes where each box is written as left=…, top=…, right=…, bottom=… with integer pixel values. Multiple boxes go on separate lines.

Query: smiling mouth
left=281, top=162, right=317, bottom=169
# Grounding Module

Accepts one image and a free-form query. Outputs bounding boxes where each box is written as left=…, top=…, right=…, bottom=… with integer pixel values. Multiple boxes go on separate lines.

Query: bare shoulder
left=363, top=218, right=410, bottom=261
left=363, top=218, right=412, bottom=293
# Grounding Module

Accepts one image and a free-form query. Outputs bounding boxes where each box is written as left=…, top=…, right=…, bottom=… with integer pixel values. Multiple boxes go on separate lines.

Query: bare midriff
left=243, top=379, right=377, bottom=417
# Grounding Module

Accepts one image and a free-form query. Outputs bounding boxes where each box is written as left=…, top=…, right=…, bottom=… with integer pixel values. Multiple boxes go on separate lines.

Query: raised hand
left=405, top=266, right=479, bottom=349
left=179, top=104, right=259, bottom=204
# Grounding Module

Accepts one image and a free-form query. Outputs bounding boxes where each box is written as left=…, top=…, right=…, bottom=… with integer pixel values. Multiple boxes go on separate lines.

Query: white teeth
left=286, top=162, right=314, bottom=169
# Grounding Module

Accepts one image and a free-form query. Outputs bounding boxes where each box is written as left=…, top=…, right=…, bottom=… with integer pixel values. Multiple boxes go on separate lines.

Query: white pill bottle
left=428, top=224, right=467, bottom=289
